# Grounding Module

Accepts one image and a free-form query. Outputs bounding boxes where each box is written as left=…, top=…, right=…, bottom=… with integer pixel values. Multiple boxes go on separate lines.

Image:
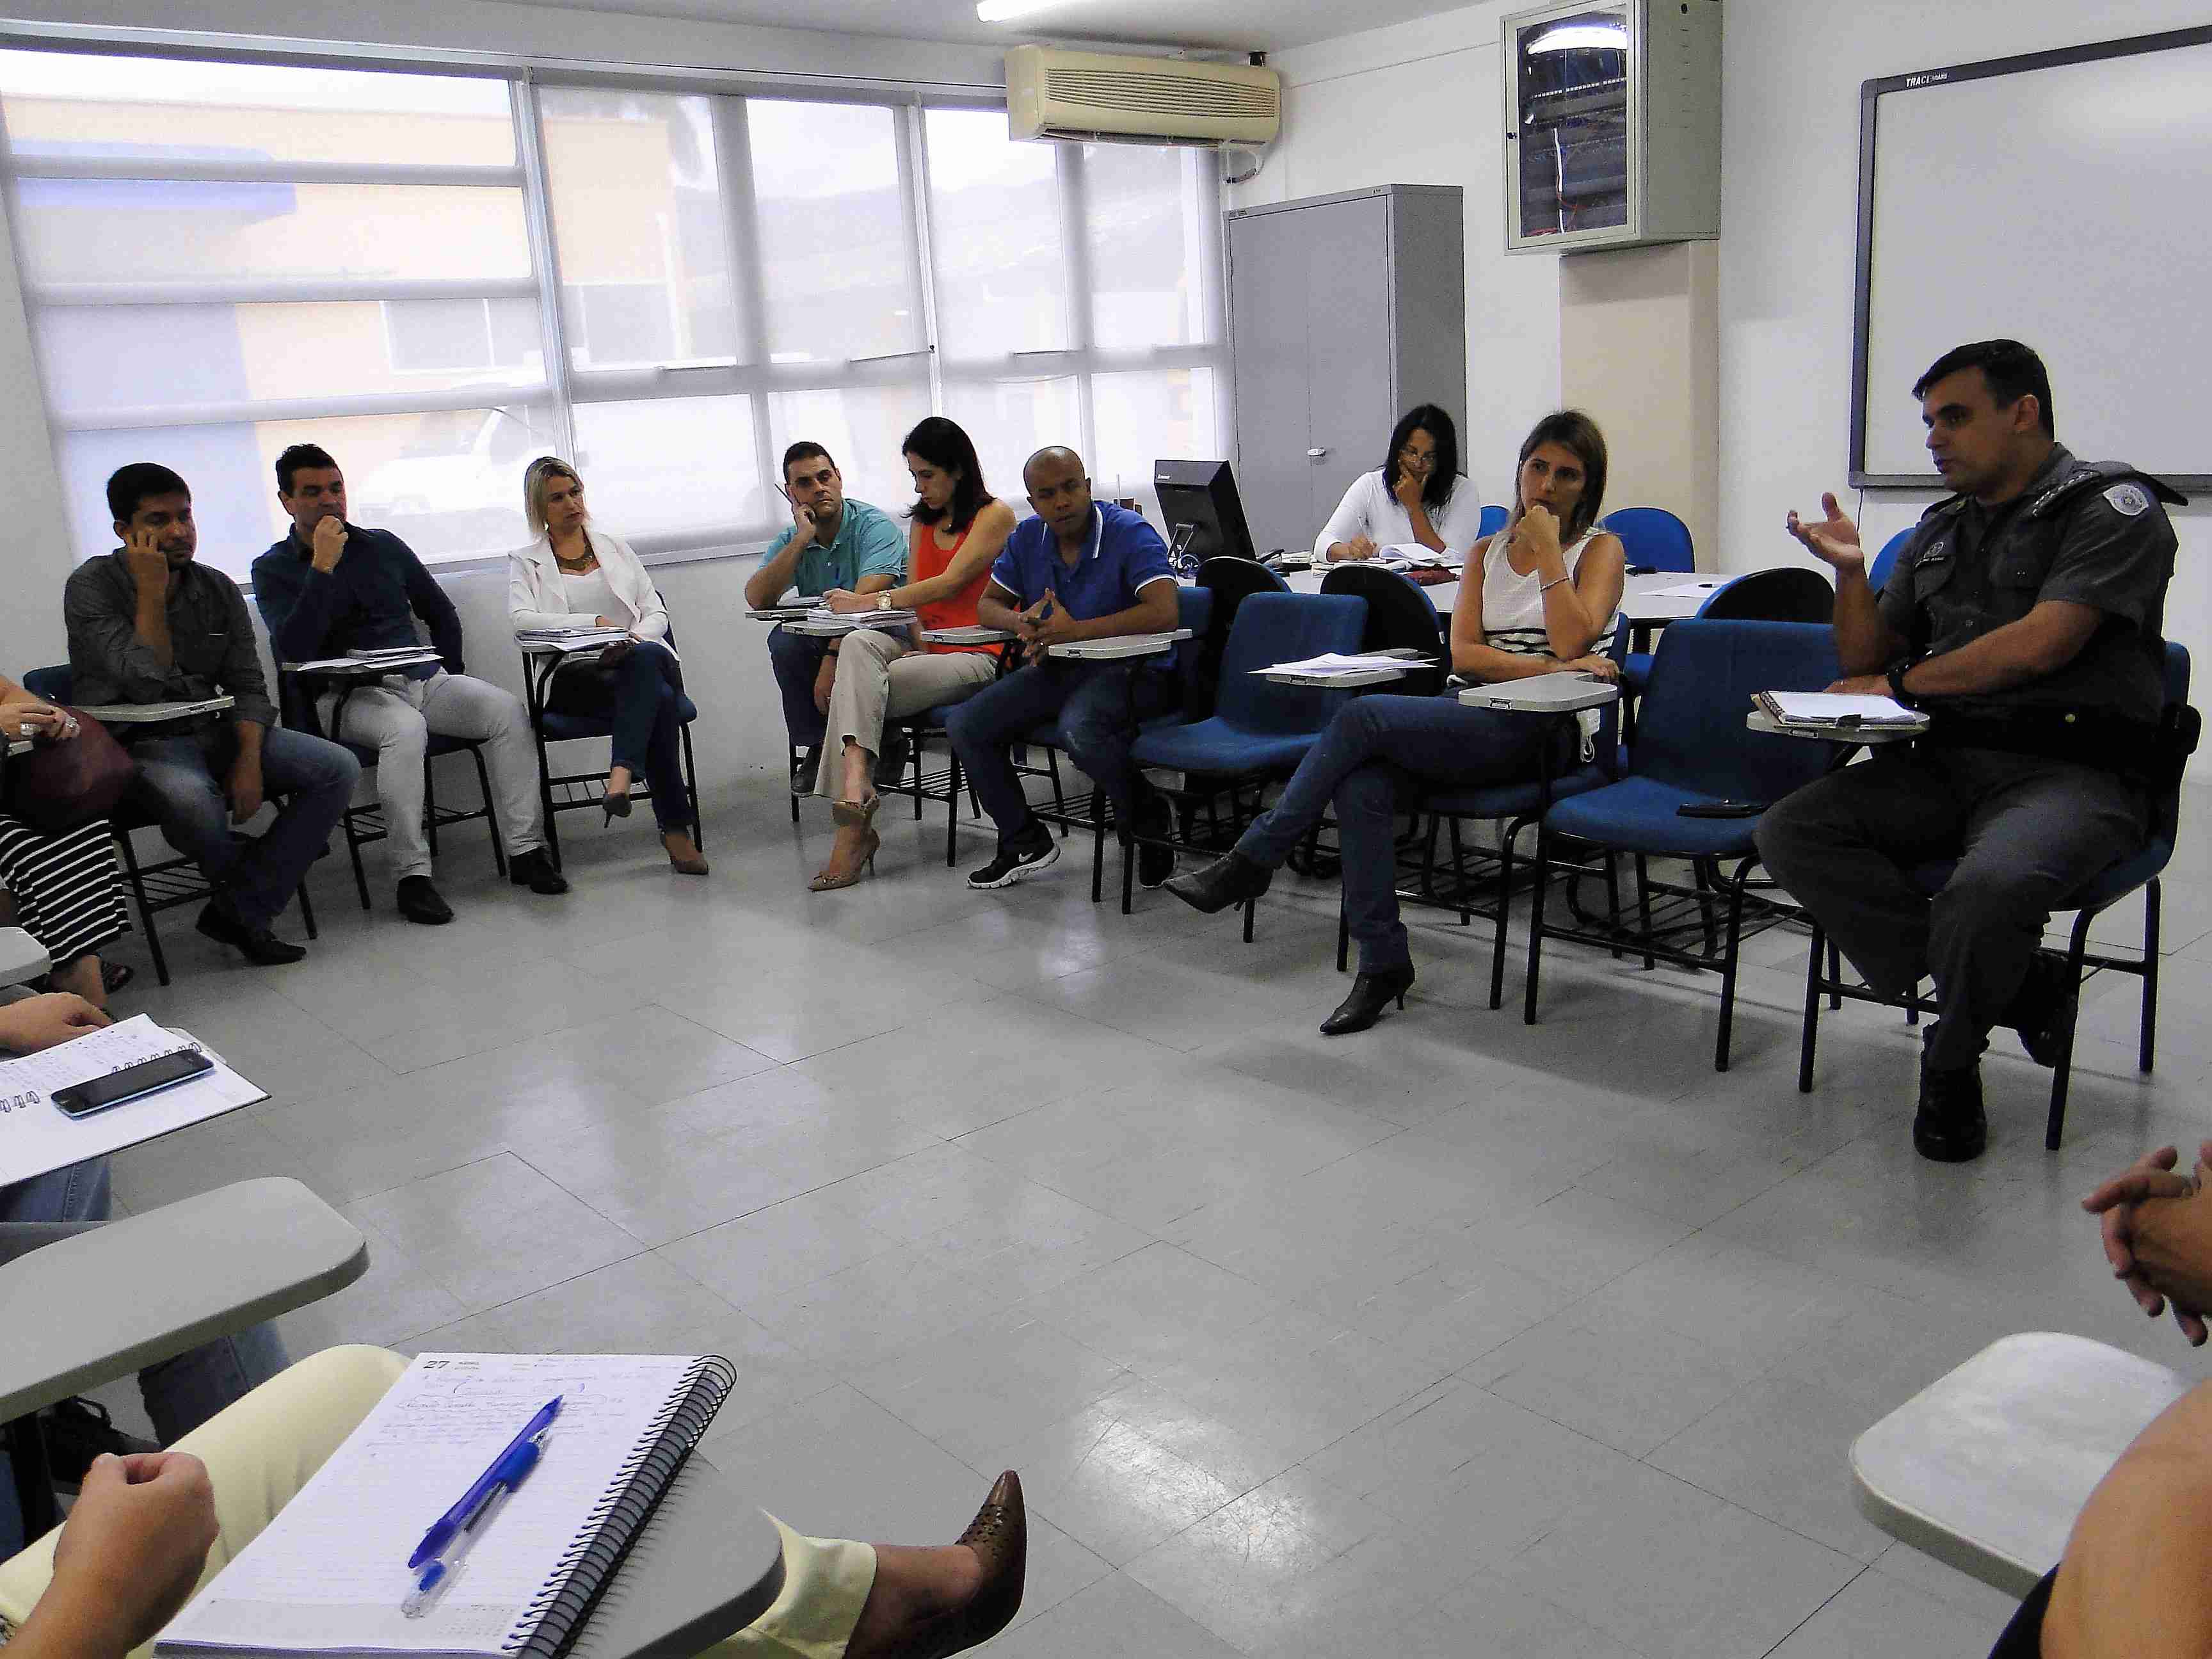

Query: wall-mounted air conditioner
left=1006, top=45, right=1280, bottom=147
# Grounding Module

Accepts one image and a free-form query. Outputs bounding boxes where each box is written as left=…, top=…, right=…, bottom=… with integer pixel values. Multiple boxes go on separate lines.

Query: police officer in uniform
left=1758, top=339, right=2182, bottom=1162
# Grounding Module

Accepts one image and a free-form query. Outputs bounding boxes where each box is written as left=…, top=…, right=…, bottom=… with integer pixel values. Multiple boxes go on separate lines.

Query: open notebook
left=157, top=1353, right=735, bottom=1659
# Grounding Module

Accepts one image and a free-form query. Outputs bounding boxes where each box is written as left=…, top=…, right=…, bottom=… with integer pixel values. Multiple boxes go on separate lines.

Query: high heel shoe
left=601, top=790, right=633, bottom=825
left=831, top=793, right=881, bottom=831
left=662, top=830, right=709, bottom=876
left=1319, top=963, right=1416, bottom=1036
left=809, top=828, right=879, bottom=892
left=881, top=1471, right=1025, bottom=1659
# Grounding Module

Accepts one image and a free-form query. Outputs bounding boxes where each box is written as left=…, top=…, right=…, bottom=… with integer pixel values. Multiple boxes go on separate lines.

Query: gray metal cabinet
left=1225, top=184, right=1467, bottom=559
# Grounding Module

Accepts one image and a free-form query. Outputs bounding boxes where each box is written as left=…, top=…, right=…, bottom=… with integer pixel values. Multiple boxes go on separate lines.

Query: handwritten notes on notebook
left=160, top=1353, right=700, bottom=1657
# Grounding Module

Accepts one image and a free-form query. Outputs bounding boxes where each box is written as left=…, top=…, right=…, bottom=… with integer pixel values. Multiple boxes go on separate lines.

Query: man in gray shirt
left=63, top=464, right=358, bottom=966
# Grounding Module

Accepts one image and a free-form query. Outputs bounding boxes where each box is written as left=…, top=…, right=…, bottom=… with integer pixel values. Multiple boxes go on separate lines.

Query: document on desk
left=1753, top=691, right=1927, bottom=730
left=287, top=653, right=442, bottom=675
left=72, top=696, right=237, bottom=724
left=158, top=1351, right=738, bottom=1659
left=1649, top=579, right=1727, bottom=598
left=0, top=1016, right=266, bottom=1187
left=1256, top=651, right=1431, bottom=681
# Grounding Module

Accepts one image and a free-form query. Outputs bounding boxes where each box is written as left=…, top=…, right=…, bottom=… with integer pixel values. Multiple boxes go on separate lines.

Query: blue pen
left=401, top=1395, right=562, bottom=1617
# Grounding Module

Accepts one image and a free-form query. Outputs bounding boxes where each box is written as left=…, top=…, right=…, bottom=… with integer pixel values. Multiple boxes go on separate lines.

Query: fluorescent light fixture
left=1527, top=20, right=1628, bottom=52
left=977, top=0, right=1076, bottom=20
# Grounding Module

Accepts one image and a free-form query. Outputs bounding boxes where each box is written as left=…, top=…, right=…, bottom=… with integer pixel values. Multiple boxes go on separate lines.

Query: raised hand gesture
left=1785, top=492, right=1864, bottom=576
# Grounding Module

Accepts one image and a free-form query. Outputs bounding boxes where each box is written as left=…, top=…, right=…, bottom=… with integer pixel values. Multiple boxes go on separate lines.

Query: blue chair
left=1397, top=614, right=1632, bottom=1009
left=1478, top=504, right=1510, bottom=541
left=1797, top=643, right=2195, bottom=1150
left=1619, top=565, right=1836, bottom=723
left=1523, top=620, right=1843, bottom=1070
left=1195, top=556, right=1290, bottom=723
left=520, top=612, right=702, bottom=871
left=1123, top=591, right=1368, bottom=928
left=1601, top=506, right=1695, bottom=573
left=23, top=665, right=316, bottom=985
left=1020, top=586, right=1217, bottom=902
left=1318, top=563, right=1447, bottom=700
left=1866, top=527, right=1916, bottom=595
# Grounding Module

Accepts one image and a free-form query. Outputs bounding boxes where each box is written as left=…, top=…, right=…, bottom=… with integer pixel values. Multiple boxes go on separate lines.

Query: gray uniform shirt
left=62, top=552, right=278, bottom=731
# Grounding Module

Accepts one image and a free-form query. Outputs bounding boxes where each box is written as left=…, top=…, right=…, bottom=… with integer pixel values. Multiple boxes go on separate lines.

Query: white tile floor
left=94, top=771, right=2212, bottom=1658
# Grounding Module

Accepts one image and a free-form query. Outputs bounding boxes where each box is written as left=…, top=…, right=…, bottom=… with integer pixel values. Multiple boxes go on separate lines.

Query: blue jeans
left=767, top=625, right=831, bottom=750
left=1235, top=693, right=1572, bottom=974
left=946, top=661, right=1174, bottom=848
left=545, top=646, right=691, bottom=833
left=0, top=1158, right=289, bottom=1555
left=128, top=725, right=360, bottom=930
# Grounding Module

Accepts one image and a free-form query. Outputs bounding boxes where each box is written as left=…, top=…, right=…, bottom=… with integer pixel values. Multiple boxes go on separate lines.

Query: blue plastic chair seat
left=1421, top=764, right=1611, bottom=822
left=536, top=694, right=698, bottom=744
left=1546, top=775, right=1770, bottom=858
left=1907, top=838, right=2172, bottom=910
left=1126, top=718, right=1322, bottom=776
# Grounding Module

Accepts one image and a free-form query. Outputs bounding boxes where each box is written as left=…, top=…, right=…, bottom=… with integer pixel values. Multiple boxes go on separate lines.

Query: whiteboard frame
left=1847, top=24, right=2212, bottom=491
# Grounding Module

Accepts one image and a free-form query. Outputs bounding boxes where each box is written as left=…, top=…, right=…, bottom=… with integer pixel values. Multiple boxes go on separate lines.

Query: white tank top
left=1477, top=527, right=1618, bottom=750
left=559, top=565, right=628, bottom=627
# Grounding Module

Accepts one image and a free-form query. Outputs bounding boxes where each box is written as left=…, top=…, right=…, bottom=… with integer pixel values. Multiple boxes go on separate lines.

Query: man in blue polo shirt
left=947, top=445, right=1181, bottom=890
left=742, top=442, right=904, bottom=787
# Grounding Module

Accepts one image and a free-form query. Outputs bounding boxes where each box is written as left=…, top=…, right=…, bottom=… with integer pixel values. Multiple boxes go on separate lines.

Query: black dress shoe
left=1914, top=1060, right=1987, bottom=1162
left=1162, top=851, right=1272, bottom=915
left=195, top=899, right=307, bottom=965
left=1320, top=963, right=1416, bottom=1036
left=396, top=875, right=454, bottom=926
left=509, top=847, right=570, bottom=894
left=2004, top=950, right=2079, bottom=1069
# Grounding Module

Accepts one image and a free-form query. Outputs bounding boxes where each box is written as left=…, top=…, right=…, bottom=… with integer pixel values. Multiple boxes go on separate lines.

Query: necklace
left=553, top=540, right=595, bottom=573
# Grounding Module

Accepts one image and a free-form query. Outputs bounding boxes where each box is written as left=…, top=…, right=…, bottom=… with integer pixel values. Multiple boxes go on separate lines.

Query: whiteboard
left=1850, top=28, right=2212, bottom=487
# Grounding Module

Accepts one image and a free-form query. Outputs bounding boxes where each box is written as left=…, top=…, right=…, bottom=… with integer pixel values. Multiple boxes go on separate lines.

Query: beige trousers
left=0, top=1347, right=876, bottom=1659
left=811, top=630, right=997, bottom=800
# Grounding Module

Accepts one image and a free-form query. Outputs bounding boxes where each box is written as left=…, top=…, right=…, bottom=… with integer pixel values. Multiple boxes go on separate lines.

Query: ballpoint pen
left=401, top=1395, right=563, bottom=1618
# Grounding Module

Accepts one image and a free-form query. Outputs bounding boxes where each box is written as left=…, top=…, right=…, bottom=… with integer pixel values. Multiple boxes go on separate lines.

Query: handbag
left=1, top=707, right=135, bottom=834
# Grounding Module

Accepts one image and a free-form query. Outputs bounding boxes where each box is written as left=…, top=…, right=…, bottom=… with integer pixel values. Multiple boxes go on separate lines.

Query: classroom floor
left=97, top=771, right=2212, bottom=1659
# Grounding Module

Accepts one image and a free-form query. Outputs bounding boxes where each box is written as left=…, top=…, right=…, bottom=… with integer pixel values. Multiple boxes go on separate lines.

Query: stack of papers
left=517, top=625, right=632, bottom=646
left=1754, top=691, right=1926, bottom=728
left=286, top=652, right=440, bottom=674
left=1372, top=546, right=1461, bottom=570
left=1258, top=652, right=1431, bottom=681
left=1652, top=579, right=1726, bottom=598
left=346, top=646, right=438, bottom=662
left=805, top=604, right=918, bottom=630
left=74, top=696, right=235, bottom=724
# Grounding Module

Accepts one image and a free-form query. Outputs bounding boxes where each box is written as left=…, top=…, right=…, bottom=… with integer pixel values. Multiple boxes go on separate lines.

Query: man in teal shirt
left=743, top=441, right=904, bottom=781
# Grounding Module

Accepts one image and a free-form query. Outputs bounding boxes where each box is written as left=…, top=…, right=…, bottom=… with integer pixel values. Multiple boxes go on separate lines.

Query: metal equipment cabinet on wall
left=1224, top=184, right=1467, bottom=561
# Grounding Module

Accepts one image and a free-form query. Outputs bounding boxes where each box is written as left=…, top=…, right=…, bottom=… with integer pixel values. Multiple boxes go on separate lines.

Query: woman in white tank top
left=1164, top=413, right=1626, bottom=1037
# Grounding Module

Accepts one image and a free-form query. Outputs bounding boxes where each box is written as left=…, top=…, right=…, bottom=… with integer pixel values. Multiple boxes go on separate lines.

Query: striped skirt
left=0, top=813, right=129, bottom=966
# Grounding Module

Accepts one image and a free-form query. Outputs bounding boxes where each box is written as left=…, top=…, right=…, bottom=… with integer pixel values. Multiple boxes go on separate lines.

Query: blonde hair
left=523, top=455, right=584, bottom=537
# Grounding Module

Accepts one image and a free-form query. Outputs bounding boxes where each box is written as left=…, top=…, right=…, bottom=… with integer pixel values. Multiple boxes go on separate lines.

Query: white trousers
left=320, top=670, right=545, bottom=880
left=0, top=1347, right=878, bottom=1659
left=811, top=630, right=998, bottom=800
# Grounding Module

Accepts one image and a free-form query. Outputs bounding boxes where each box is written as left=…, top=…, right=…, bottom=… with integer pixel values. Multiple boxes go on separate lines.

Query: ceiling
left=517, top=0, right=1472, bottom=54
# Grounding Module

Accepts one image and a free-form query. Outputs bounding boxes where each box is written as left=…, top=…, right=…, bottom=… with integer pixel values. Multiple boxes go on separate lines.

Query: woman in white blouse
left=508, top=456, right=707, bottom=874
left=1317, top=404, right=1484, bottom=563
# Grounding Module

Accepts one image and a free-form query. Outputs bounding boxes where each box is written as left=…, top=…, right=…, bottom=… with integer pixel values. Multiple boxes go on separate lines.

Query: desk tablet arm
left=0, top=926, right=51, bottom=989
left=0, top=1177, right=367, bottom=1422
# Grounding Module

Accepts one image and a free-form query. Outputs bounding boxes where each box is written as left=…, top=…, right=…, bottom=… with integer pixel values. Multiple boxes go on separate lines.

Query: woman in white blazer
left=1316, top=403, right=1484, bottom=563
left=508, top=456, right=706, bottom=874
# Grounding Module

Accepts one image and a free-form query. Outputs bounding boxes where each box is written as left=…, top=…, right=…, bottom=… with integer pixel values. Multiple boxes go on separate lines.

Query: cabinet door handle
left=1306, top=447, right=1328, bottom=458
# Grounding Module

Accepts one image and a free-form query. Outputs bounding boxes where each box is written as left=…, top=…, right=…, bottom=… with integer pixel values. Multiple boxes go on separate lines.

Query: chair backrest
left=2149, top=640, right=2194, bottom=846
left=1166, top=585, right=1215, bottom=719
left=22, top=666, right=69, bottom=703
left=1214, top=593, right=1367, bottom=735
left=1194, top=556, right=1290, bottom=718
left=1478, top=504, right=1509, bottom=540
left=1866, top=527, right=1916, bottom=594
left=1319, top=562, right=1445, bottom=698
left=1633, top=619, right=1841, bottom=803
left=1602, top=506, right=1695, bottom=573
left=1699, top=566, right=1836, bottom=625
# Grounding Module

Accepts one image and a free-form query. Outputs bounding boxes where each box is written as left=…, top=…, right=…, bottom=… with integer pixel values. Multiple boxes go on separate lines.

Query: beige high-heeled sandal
left=810, top=828, right=879, bottom=892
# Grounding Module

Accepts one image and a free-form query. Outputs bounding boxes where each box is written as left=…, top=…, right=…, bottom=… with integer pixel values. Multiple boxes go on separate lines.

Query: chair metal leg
left=1489, top=819, right=1518, bottom=1011
left=944, top=744, right=963, bottom=869
left=2046, top=910, right=2097, bottom=1150
left=423, top=757, right=440, bottom=860
left=342, top=803, right=371, bottom=911
left=1603, top=851, right=1624, bottom=959
left=1799, top=922, right=1825, bottom=1093
left=1633, top=853, right=1655, bottom=970
left=1693, top=857, right=1719, bottom=959
left=115, top=830, right=170, bottom=987
left=536, top=729, right=563, bottom=871
left=1242, top=894, right=1255, bottom=944
left=1447, top=817, right=1473, bottom=927
left=789, top=742, right=801, bottom=825
left=1714, top=861, right=1751, bottom=1071
left=680, top=722, right=703, bottom=851
left=2140, top=876, right=2162, bottom=1073
left=296, top=879, right=317, bottom=941
left=1827, top=940, right=1843, bottom=1011
left=1523, top=825, right=1551, bottom=1025
left=469, top=748, right=507, bottom=877
left=1091, top=791, right=1107, bottom=905
left=1046, top=750, right=1068, bottom=838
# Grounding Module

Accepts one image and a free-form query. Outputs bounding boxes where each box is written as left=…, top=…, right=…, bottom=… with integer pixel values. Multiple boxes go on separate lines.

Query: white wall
left=1226, top=3, right=1559, bottom=500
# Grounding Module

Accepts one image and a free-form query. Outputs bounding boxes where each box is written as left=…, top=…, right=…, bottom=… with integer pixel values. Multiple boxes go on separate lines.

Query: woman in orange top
left=810, top=416, right=1015, bottom=890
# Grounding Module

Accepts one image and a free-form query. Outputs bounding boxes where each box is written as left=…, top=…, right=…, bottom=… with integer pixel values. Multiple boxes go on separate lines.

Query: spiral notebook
left=157, top=1352, right=737, bottom=1659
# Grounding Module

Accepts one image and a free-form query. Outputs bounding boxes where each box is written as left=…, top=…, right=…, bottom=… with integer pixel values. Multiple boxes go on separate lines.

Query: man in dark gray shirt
left=63, top=464, right=358, bottom=966
left=1759, top=340, right=2179, bottom=1163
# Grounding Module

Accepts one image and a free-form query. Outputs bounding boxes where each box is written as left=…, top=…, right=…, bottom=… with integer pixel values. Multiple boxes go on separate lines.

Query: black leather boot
left=1320, top=963, right=1416, bottom=1036
left=1162, top=851, right=1272, bottom=915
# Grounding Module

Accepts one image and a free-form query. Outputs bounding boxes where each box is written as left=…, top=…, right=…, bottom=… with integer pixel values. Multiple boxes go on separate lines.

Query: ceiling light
left=1527, top=20, right=1628, bottom=52
left=977, top=0, right=1077, bottom=20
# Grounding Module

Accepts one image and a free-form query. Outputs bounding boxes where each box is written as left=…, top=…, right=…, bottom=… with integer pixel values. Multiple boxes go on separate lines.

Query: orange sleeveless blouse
left=914, top=517, right=995, bottom=655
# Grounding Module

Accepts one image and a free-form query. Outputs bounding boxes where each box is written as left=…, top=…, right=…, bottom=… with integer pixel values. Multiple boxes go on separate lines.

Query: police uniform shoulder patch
left=2104, top=482, right=2151, bottom=518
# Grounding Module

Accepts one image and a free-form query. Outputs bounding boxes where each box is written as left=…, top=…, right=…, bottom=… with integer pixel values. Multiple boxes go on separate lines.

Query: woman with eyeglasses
left=1317, top=403, right=1484, bottom=563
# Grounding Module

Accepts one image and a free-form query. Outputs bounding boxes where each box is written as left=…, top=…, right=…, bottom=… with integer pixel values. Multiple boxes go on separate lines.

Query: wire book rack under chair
left=1795, top=641, right=2195, bottom=1150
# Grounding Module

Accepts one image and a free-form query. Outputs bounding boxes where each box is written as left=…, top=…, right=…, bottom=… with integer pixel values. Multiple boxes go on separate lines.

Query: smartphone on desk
left=51, top=1048, right=213, bottom=1119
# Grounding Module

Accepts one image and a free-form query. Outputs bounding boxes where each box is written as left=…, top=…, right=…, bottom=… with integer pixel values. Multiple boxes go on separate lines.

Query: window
left=3, top=44, right=1230, bottom=572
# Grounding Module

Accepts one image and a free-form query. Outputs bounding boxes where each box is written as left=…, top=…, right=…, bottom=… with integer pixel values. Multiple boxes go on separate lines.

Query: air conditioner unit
left=1006, top=45, right=1280, bottom=147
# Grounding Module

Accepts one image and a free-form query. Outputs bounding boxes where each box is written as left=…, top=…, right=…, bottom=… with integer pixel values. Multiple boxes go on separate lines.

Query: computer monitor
left=1153, top=459, right=1258, bottom=575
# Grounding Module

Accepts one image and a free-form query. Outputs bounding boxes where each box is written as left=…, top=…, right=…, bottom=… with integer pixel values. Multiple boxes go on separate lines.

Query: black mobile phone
left=1676, top=800, right=1765, bottom=819
left=51, top=1049, right=213, bottom=1118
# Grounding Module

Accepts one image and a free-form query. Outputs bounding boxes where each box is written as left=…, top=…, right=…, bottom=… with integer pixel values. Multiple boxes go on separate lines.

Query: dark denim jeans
left=127, top=724, right=358, bottom=930
left=945, top=660, right=1174, bottom=847
left=1235, top=693, right=1571, bottom=974
left=545, top=645, right=691, bottom=832
left=766, top=625, right=831, bottom=750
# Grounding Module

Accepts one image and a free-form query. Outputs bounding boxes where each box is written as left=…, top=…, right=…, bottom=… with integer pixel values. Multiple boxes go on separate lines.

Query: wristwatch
left=875, top=590, right=894, bottom=612
left=1886, top=662, right=1919, bottom=709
